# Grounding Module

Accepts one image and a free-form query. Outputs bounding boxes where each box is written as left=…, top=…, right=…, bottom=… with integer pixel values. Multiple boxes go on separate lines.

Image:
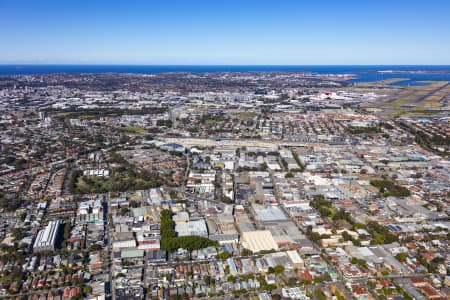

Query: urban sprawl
left=0, top=72, right=449, bottom=300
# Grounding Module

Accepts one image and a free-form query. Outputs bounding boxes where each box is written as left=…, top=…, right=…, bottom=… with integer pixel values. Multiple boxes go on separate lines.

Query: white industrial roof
left=241, top=230, right=278, bottom=252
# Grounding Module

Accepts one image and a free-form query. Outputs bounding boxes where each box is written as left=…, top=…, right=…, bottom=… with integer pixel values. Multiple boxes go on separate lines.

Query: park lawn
left=236, top=111, right=258, bottom=119
left=120, top=126, right=148, bottom=134
left=203, top=119, right=216, bottom=125
left=74, top=167, right=161, bottom=194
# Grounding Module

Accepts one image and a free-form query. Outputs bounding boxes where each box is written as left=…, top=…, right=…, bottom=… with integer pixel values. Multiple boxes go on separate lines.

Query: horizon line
left=1, top=63, right=450, bottom=66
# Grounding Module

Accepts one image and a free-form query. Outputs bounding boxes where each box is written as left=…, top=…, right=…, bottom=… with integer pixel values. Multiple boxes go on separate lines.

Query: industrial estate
left=0, top=70, right=449, bottom=300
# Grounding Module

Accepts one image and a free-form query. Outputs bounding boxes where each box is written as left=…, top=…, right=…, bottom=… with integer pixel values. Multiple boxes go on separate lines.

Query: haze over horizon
left=1, top=0, right=450, bottom=65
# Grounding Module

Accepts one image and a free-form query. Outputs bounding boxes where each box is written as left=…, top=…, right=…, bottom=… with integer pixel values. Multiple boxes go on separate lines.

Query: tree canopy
left=160, top=209, right=218, bottom=253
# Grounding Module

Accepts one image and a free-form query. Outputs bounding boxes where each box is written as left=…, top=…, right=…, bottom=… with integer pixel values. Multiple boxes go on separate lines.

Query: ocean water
left=1, top=65, right=450, bottom=85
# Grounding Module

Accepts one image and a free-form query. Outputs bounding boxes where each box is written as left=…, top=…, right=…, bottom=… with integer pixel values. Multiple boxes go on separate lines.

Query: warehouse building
left=175, top=219, right=208, bottom=237
left=241, top=230, right=278, bottom=253
left=33, top=220, right=63, bottom=253
left=112, top=232, right=137, bottom=249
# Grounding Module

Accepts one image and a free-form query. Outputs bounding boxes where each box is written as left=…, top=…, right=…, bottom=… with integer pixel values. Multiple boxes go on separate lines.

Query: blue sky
left=1, top=0, right=449, bottom=65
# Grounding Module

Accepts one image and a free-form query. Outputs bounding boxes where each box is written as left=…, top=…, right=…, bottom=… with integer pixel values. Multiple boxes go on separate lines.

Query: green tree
left=216, top=252, right=231, bottom=260
left=323, top=272, right=332, bottom=282
left=273, top=265, right=285, bottom=275
left=396, top=252, right=408, bottom=262
left=285, top=172, right=294, bottom=178
left=314, top=289, right=327, bottom=300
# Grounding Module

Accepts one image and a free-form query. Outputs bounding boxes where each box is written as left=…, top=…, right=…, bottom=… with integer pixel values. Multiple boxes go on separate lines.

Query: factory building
left=33, top=220, right=63, bottom=253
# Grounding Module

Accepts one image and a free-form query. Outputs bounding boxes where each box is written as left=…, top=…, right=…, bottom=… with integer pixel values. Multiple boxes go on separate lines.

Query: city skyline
left=1, top=0, right=450, bottom=65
